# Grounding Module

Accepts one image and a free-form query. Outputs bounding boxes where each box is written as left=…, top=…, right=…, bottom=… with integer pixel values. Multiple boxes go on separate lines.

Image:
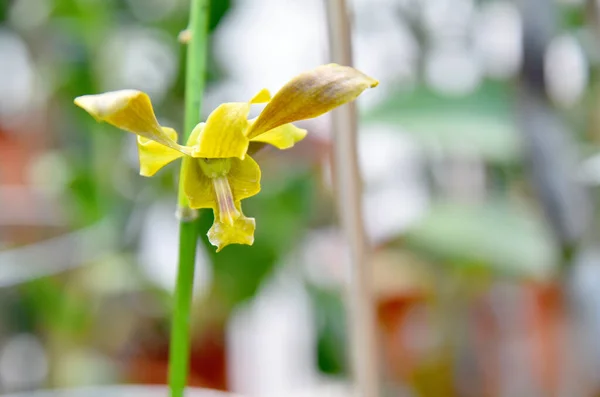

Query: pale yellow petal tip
left=207, top=215, right=256, bottom=252
left=74, top=90, right=143, bottom=120
left=139, top=169, right=152, bottom=177
left=74, top=95, right=102, bottom=121
left=320, top=63, right=379, bottom=87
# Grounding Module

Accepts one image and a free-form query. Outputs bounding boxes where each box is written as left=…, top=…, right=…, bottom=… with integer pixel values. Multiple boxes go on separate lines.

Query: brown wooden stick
left=325, top=1, right=380, bottom=396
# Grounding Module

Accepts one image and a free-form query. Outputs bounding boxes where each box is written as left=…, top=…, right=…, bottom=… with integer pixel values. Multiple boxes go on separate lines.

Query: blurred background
left=3, top=0, right=600, bottom=396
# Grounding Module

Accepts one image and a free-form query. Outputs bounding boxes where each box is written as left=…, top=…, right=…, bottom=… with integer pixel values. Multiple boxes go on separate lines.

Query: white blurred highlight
left=228, top=272, right=318, bottom=397
left=0, top=29, right=36, bottom=126
left=138, top=200, right=212, bottom=296
left=545, top=34, right=588, bottom=108
left=425, top=45, right=483, bottom=96
left=8, top=0, right=53, bottom=31
left=0, top=334, right=48, bottom=392
left=98, top=28, right=179, bottom=103
left=474, top=1, right=522, bottom=79
left=358, top=126, right=428, bottom=244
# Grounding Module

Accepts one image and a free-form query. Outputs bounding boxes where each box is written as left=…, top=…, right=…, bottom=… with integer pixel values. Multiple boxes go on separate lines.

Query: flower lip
left=212, top=175, right=240, bottom=226
left=207, top=202, right=256, bottom=252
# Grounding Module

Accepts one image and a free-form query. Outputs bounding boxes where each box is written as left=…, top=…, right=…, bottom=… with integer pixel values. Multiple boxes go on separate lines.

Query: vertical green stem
left=169, top=220, right=200, bottom=397
left=169, top=1, right=209, bottom=397
left=178, top=0, right=210, bottom=208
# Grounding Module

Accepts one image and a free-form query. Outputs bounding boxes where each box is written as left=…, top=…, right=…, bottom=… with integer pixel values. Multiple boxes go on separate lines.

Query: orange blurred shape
left=125, top=326, right=228, bottom=391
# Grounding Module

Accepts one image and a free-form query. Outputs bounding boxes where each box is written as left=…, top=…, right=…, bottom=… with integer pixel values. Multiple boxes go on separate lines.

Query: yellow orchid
left=74, top=64, right=378, bottom=251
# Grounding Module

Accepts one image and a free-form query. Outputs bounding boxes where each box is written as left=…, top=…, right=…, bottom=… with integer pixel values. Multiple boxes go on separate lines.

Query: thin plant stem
left=169, top=220, right=200, bottom=397
left=325, top=1, right=380, bottom=397
left=169, top=1, right=210, bottom=397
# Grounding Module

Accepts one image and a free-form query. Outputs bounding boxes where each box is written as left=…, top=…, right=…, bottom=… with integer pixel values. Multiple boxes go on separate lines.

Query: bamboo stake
left=325, top=1, right=380, bottom=396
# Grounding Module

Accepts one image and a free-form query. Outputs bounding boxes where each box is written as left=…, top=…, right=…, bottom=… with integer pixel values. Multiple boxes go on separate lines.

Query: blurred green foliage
left=405, top=200, right=557, bottom=278
left=366, top=81, right=520, bottom=164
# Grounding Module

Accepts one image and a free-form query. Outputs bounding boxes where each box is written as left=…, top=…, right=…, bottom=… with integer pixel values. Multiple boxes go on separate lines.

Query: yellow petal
left=185, top=122, right=206, bottom=146
left=247, top=64, right=378, bottom=139
left=189, top=102, right=251, bottom=159
left=182, top=156, right=214, bottom=209
left=249, top=120, right=307, bottom=150
left=228, top=156, right=261, bottom=201
left=187, top=88, right=274, bottom=159
left=137, top=127, right=185, bottom=177
left=74, top=90, right=192, bottom=155
left=207, top=202, right=256, bottom=252
left=250, top=88, right=272, bottom=104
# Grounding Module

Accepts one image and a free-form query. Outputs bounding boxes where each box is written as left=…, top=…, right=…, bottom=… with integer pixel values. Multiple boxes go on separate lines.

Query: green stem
left=169, top=220, right=200, bottom=397
left=169, top=1, right=209, bottom=397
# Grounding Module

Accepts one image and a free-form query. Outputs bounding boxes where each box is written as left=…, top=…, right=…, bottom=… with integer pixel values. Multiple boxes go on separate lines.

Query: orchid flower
left=74, top=64, right=378, bottom=251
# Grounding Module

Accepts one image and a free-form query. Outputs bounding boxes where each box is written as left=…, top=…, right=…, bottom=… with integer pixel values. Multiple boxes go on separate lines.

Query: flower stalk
left=169, top=1, right=210, bottom=397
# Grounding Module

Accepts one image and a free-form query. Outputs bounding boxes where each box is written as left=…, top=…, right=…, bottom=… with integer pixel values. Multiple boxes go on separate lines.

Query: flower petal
left=250, top=88, right=272, bottom=104
left=207, top=201, right=256, bottom=252
left=189, top=102, right=251, bottom=159
left=187, top=88, right=274, bottom=159
left=185, top=122, right=206, bottom=146
left=137, top=127, right=185, bottom=177
left=247, top=64, right=378, bottom=139
left=182, top=157, right=214, bottom=209
left=229, top=155, right=261, bottom=201
left=74, top=90, right=192, bottom=155
left=249, top=120, right=307, bottom=150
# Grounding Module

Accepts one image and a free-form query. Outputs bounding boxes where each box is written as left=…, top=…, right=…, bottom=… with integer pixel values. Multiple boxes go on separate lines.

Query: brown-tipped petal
left=246, top=64, right=378, bottom=139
